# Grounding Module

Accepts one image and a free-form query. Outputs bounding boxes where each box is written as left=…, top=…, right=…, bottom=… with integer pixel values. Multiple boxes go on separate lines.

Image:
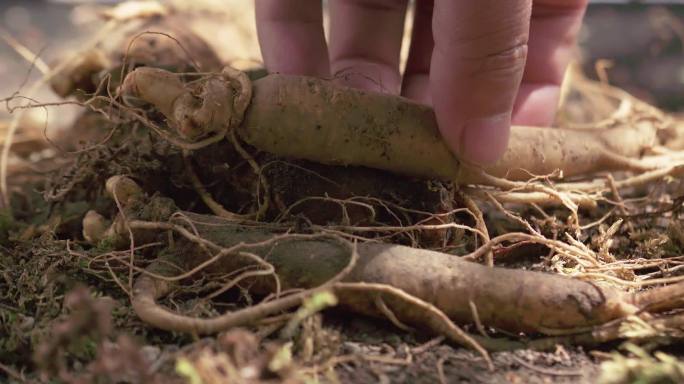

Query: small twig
left=204, top=264, right=277, bottom=300
left=411, top=336, right=445, bottom=355
left=606, top=173, right=635, bottom=233
left=512, top=356, right=583, bottom=377
left=436, top=356, right=449, bottom=384
left=484, top=191, right=539, bottom=235
left=0, top=362, right=26, bottom=383
left=314, top=222, right=485, bottom=238
left=0, top=26, right=50, bottom=75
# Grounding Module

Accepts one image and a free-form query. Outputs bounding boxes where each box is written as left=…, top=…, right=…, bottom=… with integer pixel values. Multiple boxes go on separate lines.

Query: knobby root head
left=120, top=66, right=252, bottom=140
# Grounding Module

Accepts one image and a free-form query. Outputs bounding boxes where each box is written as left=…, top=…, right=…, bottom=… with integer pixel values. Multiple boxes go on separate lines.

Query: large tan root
left=161, top=215, right=637, bottom=334
left=120, top=67, right=660, bottom=185
left=242, top=75, right=658, bottom=183
left=476, top=120, right=657, bottom=181
left=125, top=212, right=684, bottom=349
left=87, top=177, right=684, bottom=347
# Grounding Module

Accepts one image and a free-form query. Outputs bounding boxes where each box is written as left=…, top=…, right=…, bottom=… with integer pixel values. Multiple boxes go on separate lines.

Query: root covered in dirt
left=82, top=176, right=684, bottom=361
left=5, top=6, right=684, bottom=382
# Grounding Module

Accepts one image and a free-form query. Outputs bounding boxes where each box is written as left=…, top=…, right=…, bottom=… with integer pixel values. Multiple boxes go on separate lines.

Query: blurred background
left=0, top=0, right=683, bottom=123
left=583, top=0, right=684, bottom=110
left=0, top=0, right=260, bottom=138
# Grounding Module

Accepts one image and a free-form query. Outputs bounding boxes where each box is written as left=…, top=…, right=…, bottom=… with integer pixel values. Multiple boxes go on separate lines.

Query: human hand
left=255, top=0, right=587, bottom=165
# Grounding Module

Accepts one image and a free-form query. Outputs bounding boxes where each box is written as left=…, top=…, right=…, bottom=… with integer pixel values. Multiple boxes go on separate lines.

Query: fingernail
left=460, top=115, right=511, bottom=166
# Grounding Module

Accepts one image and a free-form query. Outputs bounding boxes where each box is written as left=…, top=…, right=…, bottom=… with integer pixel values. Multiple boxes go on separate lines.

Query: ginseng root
left=89, top=177, right=684, bottom=349
left=121, top=67, right=659, bottom=184
left=135, top=213, right=682, bottom=335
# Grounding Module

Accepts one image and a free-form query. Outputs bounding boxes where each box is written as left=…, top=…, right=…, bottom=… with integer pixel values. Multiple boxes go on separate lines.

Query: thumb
left=430, top=1, right=531, bottom=165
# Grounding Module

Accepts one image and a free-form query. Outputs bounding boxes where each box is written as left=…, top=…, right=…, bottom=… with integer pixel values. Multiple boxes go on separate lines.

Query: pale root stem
left=460, top=192, right=493, bottom=266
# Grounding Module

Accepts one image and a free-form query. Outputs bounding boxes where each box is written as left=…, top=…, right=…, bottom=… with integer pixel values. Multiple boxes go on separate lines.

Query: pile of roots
left=3, top=2, right=684, bottom=382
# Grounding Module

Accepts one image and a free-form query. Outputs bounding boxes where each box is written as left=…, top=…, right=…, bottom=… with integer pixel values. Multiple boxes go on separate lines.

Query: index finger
left=430, top=0, right=532, bottom=165
left=255, top=0, right=330, bottom=77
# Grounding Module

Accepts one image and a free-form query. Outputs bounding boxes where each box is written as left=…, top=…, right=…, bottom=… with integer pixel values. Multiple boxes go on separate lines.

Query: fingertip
left=512, top=84, right=560, bottom=126
left=255, top=0, right=329, bottom=77
left=458, top=115, right=511, bottom=166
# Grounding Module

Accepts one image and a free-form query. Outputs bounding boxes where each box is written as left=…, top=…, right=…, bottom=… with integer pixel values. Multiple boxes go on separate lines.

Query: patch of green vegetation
left=0, top=208, right=15, bottom=245
left=599, top=344, right=684, bottom=384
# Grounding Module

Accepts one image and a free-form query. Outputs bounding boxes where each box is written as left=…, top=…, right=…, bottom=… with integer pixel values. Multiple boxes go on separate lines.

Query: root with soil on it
left=7, top=13, right=684, bottom=380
